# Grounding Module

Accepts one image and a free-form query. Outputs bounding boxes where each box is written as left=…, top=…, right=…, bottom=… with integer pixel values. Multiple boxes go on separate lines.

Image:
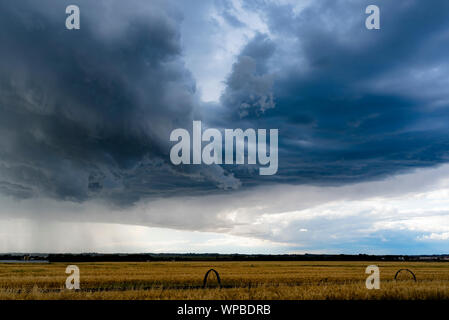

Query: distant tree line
left=0, top=253, right=448, bottom=262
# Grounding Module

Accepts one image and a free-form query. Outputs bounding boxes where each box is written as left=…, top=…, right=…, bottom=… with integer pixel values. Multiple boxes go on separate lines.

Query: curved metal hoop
left=203, top=269, right=222, bottom=288
left=394, top=269, right=416, bottom=282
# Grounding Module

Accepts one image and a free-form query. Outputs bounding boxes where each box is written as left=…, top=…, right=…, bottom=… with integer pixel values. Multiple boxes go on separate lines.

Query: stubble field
left=0, top=261, right=448, bottom=300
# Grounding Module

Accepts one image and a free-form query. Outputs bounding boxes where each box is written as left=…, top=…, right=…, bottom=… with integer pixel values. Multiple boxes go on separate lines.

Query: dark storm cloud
left=0, top=0, right=238, bottom=204
left=218, top=0, right=449, bottom=185
left=2, top=0, right=449, bottom=205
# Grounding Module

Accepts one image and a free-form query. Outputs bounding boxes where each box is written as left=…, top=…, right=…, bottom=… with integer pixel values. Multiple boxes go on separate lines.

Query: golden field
left=0, top=261, right=448, bottom=300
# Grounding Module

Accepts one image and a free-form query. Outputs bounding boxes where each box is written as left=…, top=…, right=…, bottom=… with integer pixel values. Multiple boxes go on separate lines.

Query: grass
left=0, top=261, right=448, bottom=300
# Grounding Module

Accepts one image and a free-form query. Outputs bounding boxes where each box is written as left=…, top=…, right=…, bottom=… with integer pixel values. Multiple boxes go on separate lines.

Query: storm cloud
left=217, top=0, right=449, bottom=186
left=0, top=0, right=242, bottom=205
left=2, top=0, right=449, bottom=204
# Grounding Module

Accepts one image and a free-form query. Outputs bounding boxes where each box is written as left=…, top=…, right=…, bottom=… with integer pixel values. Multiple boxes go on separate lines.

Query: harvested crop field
left=0, top=261, right=448, bottom=300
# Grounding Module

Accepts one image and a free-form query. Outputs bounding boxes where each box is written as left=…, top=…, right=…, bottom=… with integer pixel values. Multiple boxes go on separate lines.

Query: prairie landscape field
left=0, top=261, right=448, bottom=300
